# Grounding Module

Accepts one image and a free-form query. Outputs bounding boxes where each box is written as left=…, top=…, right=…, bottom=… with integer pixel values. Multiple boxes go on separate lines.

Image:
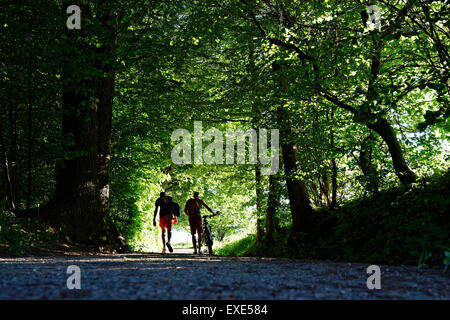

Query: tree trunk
left=319, top=173, right=330, bottom=206
left=272, top=62, right=313, bottom=235
left=8, top=92, right=18, bottom=213
left=265, top=173, right=280, bottom=244
left=362, top=13, right=416, bottom=186
left=255, top=165, right=264, bottom=240
left=0, top=132, right=16, bottom=213
left=366, top=118, right=417, bottom=185
left=249, top=47, right=265, bottom=242
left=329, top=107, right=337, bottom=208
left=331, top=158, right=337, bottom=207
left=40, top=1, right=127, bottom=252
left=321, top=91, right=418, bottom=186
left=1, top=38, right=17, bottom=213
left=359, top=132, right=379, bottom=193
left=255, top=164, right=264, bottom=242
left=319, top=9, right=417, bottom=187
left=26, top=34, right=33, bottom=213
left=280, top=119, right=313, bottom=234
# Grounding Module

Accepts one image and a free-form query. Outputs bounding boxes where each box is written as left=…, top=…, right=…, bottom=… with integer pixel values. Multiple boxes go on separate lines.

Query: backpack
left=170, top=201, right=181, bottom=217
left=185, top=198, right=199, bottom=216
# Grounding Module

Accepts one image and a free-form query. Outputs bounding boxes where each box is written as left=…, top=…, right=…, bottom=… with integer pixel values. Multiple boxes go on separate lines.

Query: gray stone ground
left=0, top=249, right=448, bottom=300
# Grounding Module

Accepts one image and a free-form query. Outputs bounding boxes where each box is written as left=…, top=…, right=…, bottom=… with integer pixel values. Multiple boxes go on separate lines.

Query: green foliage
left=0, top=211, right=58, bottom=256
left=444, top=250, right=450, bottom=272
left=173, top=242, right=192, bottom=248
left=223, top=171, right=450, bottom=267
left=310, top=171, right=450, bottom=266
left=1, top=0, right=448, bottom=258
left=215, top=233, right=257, bottom=257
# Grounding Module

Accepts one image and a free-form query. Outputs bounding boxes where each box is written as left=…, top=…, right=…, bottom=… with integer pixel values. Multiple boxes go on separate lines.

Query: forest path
left=0, top=252, right=448, bottom=299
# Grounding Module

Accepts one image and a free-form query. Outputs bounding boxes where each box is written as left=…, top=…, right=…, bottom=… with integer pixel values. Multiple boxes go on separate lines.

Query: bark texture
left=39, top=1, right=128, bottom=252
left=272, top=62, right=313, bottom=234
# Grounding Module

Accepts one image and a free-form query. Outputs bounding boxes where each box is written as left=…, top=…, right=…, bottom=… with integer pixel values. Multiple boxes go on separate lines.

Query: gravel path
left=1, top=250, right=448, bottom=299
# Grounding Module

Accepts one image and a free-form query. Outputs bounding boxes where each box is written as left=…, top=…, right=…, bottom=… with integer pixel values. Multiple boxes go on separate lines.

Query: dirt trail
left=0, top=250, right=448, bottom=299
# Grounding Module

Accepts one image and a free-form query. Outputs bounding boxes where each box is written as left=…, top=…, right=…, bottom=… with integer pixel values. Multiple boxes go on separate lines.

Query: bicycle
left=201, top=214, right=216, bottom=255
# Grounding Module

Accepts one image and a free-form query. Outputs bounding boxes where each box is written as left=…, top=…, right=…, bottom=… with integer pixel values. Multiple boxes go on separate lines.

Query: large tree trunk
left=366, top=118, right=417, bottom=185
left=40, top=1, right=127, bottom=252
left=272, top=62, right=313, bottom=235
left=281, top=138, right=313, bottom=234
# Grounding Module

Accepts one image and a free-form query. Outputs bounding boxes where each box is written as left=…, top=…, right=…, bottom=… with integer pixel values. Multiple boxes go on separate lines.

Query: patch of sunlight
left=171, top=228, right=191, bottom=244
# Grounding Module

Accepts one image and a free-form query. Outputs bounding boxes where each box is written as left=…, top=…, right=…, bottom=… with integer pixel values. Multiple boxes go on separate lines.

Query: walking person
left=154, top=192, right=180, bottom=253
left=184, top=192, right=215, bottom=254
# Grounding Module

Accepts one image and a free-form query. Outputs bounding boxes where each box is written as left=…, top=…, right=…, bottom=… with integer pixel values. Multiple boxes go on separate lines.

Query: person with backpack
left=153, top=192, right=181, bottom=253
left=184, top=192, right=215, bottom=254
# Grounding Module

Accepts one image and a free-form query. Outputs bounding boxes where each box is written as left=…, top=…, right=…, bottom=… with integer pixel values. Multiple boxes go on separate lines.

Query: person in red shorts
left=153, top=192, right=178, bottom=253
left=184, top=192, right=215, bottom=254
